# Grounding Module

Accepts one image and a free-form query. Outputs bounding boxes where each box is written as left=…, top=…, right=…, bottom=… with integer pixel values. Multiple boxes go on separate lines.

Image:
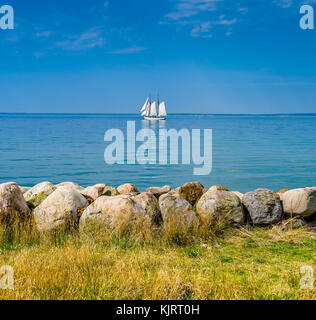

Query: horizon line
left=1, top=112, right=316, bottom=116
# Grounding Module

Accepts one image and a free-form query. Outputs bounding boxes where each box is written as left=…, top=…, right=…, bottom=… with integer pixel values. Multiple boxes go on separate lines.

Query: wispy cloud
left=163, top=0, right=304, bottom=38
left=163, top=0, right=238, bottom=37
left=166, top=0, right=222, bottom=21
left=54, top=27, right=105, bottom=51
left=109, top=46, right=147, bottom=54
left=191, top=22, right=212, bottom=37
left=35, top=31, right=53, bottom=38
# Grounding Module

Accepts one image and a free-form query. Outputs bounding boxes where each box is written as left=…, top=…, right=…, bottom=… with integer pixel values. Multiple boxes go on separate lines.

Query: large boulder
left=101, top=186, right=119, bottom=197
left=242, top=189, right=283, bottom=225
left=179, top=182, right=204, bottom=206
left=80, top=184, right=107, bottom=202
left=33, top=186, right=88, bottom=232
left=0, top=182, right=31, bottom=224
left=159, top=193, right=196, bottom=228
left=24, top=182, right=56, bottom=208
left=280, top=188, right=316, bottom=217
left=132, top=192, right=162, bottom=226
left=146, top=185, right=171, bottom=198
left=117, top=183, right=139, bottom=195
left=209, top=185, right=229, bottom=192
left=196, top=188, right=245, bottom=225
left=79, top=195, right=146, bottom=231
left=55, top=182, right=83, bottom=191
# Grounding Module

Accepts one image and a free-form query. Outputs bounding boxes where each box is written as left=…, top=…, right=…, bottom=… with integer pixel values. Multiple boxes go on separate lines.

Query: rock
left=208, top=185, right=229, bottom=192
left=20, top=186, right=31, bottom=194
left=168, top=187, right=180, bottom=196
left=117, top=183, right=139, bottom=195
left=102, top=186, right=119, bottom=197
left=277, top=188, right=289, bottom=194
left=196, top=188, right=245, bottom=225
left=146, top=185, right=171, bottom=198
left=55, top=182, right=83, bottom=191
left=24, top=182, right=56, bottom=208
left=33, top=186, right=88, bottom=232
left=0, top=182, right=31, bottom=223
left=179, top=182, right=204, bottom=206
left=232, top=191, right=244, bottom=200
left=159, top=193, right=196, bottom=228
left=281, top=218, right=307, bottom=230
left=80, top=184, right=107, bottom=201
left=79, top=195, right=146, bottom=231
left=132, top=192, right=162, bottom=226
left=280, top=188, right=316, bottom=217
left=242, top=189, right=283, bottom=225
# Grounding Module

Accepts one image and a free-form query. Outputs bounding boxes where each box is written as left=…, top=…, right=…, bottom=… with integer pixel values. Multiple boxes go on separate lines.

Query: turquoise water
left=0, top=113, right=315, bottom=193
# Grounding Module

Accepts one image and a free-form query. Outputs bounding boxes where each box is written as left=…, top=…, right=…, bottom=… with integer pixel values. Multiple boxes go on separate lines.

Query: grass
left=0, top=217, right=315, bottom=300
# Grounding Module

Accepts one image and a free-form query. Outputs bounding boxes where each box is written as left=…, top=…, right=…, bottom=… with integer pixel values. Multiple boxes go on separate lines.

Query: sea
left=0, top=113, right=315, bottom=193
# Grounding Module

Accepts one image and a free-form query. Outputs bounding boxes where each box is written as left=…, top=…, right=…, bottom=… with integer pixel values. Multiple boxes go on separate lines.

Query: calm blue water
left=0, top=113, right=315, bottom=193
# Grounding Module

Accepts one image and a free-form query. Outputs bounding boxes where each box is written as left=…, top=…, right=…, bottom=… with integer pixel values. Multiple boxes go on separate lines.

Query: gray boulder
left=0, top=182, right=31, bottom=224
left=24, top=181, right=56, bottom=208
left=132, top=192, right=162, bottom=226
left=117, top=183, right=139, bottom=195
left=80, top=183, right=107, bottom=201
left=159, top=193, right=196, bottom=228
left=179, top=182, right=204, bottom=206
left=102, top=186, right=119, bottom=197
left=242, top=189, right=283, bottom=225
left=280, top=188, right=316, bottom=217
left=79, top=194, right=146, bottom=231
left=33, top=186, right=88, bottom=232
left=146, top=185, right=171, bottom=198
left=196, top=188, right=245, bottom=225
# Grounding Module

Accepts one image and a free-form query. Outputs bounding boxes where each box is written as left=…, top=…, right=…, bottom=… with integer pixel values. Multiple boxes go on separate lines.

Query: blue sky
left=0, top=0, right=315, bottom=113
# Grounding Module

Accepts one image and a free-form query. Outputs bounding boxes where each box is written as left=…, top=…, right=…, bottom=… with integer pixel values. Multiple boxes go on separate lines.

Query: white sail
left=158, top=101, right=167, bottom=116
left=150, top=101, right=157, bottom=116
left=140, top=98, right=149, bottom=112
left=145, top=104, right=150, bottom=116
left=141, top=108, right=147, bottom=116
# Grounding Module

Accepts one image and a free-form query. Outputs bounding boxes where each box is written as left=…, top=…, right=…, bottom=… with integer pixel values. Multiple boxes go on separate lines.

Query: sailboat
left=140, top=96, right=167, bottom=120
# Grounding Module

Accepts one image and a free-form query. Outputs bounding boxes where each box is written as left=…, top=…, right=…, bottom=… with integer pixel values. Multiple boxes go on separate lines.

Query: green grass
left=0, top=223, right=315, bottom=300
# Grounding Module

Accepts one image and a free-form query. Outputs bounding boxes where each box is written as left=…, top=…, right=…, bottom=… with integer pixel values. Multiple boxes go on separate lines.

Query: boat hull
left=143, top=116, right=166, bottom=121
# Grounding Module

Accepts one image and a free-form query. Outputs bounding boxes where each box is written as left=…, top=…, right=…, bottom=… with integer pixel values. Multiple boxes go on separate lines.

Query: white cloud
left=163, top=0, right=304, bottom=38
left=109, top=46, right=147, bottom=54
left=55, top=27, right=105, bottom=51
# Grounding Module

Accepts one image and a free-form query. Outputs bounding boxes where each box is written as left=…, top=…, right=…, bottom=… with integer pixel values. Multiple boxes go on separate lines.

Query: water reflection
left=141, top=119, right=166, bottom=131
left=138, top=120, right=167, bottom=165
